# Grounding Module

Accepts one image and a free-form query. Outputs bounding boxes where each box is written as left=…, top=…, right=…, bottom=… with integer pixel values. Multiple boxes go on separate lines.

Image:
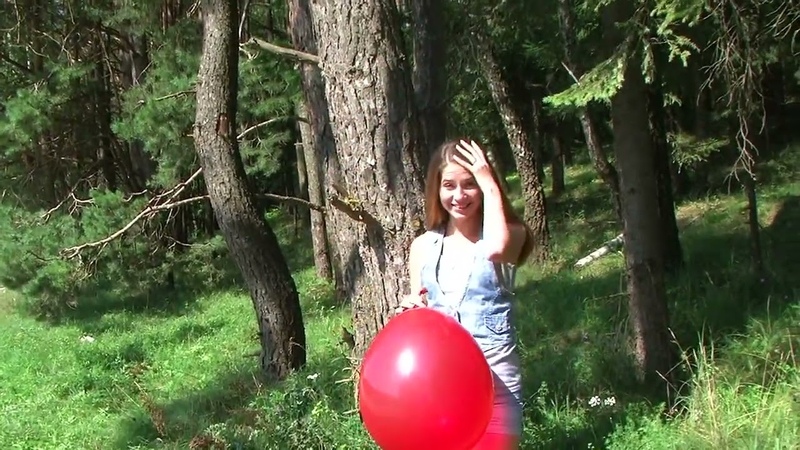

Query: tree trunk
left=647, top=67, right=683, bottom=273
left=475, top=32, right=550, bottom=262
left=411, top=0, right=447, bottom=163
left=194, top=0, right=306, bottom=379
left=605, top=0, right=675, bottom=396
left=733, top=113, right=765, bottom=278
left=309, top=0, right=427, bottom=355
left=559, top=0, right=622, bottom=221
left=742, top=170, right=764, bottom=277
left=288, top=0, right=358, bottom=297
left=296, top=100, right=332, bottom=280
left=550, top=126, right=566, bottom=197
left=610, top=50, right=675, bottom=393
left=292, top=120, right=310, bottom=237
left=530, top=92, right=546, bottom=183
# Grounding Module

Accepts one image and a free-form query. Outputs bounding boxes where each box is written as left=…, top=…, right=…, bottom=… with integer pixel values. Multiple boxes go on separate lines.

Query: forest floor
left=1, top=145, right=798, bottom=449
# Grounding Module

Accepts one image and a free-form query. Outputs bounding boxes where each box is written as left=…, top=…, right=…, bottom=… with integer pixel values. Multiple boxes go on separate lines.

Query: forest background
left=0, top=0, right=798, bottom=448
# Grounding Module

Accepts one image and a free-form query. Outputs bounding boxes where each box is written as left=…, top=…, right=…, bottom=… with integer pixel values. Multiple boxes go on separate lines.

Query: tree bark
left=296, top=100, right=332, bottom=279
left=194, top=0, right=306, bottom=379
left=288, top=0, right=357, bottom=295
left=605, top=0, right=675, bottom=396
left=475, top=32, right=550, bottom=261
left=609, top=45, right=675, bottom=393
left=410, top=0, right=447, bottom=163
left=647, top=65, right=683, bottom=273
left=309, top=0, right=427, bottom=355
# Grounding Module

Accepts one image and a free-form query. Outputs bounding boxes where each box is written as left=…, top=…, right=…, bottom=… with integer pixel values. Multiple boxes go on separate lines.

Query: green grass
left=1, top=145, right=799, bottom=449
left=0, top=276, right=363, bottom=449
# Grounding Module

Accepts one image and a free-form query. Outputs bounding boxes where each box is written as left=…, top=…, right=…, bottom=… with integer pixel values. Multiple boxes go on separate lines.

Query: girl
left=397, top=139, right=534, bottom=450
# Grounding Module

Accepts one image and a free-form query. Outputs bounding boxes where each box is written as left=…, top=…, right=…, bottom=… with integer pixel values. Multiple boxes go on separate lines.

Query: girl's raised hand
left=452, top=139, right=493, bottom=180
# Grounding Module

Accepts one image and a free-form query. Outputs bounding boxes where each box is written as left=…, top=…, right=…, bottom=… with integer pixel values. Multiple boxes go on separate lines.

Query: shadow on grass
left=22, top=206, right=326, bottom=329
left=111, top=351, right=372, bottom=450
left=512, top=193, right=800, bottom=449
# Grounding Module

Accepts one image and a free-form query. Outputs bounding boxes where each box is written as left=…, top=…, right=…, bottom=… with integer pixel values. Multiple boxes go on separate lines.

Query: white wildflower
left=589, top=396, right=601, bottom=407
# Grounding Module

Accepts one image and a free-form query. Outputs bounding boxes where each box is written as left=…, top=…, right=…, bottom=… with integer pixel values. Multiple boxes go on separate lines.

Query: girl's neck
left=445, top=217, right=482, bottom=242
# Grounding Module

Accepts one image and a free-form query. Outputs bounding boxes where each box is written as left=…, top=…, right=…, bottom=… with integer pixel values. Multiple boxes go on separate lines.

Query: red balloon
left=358, top=307, right=494, bottom=450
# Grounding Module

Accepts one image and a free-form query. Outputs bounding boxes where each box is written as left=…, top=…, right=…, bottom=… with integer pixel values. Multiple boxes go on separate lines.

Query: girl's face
left=439, top=162, right=482, bottom=221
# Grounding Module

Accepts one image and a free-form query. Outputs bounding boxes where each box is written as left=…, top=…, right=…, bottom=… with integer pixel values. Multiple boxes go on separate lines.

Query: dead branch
left=327, top=195, right=384, bottom=230
left=263, top=193, right=325, bottom=212
left=237, top=117, right=284, bottom=140
left=153, top=89, right=195, bottom=102
left=574, top=233, right=625, bottom=268
left=244, top=37, right=320, bottom=65
left=60, top=194, right=210, bottom=259
left=156, top=167, right=203, bottom=206
left=561, top=61, right=581, bottom=85
left=40, top=192, right=95, bottom=221
left=60, top=168, right=203, bottom=259
left=136, top=89, right=195, bottom=108
left=59, top=165, right=326, bottom=259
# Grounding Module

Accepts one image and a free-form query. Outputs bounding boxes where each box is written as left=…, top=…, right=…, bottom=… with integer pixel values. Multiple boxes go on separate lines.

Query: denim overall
left=418, top=228, right=523, bottom=436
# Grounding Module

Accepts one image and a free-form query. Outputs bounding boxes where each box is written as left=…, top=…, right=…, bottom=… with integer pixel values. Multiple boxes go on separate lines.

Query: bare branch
left=59, top=166, right=326, bottom=259
left=244, top=37, right=320, bottom=64
left=237, top=117, right=283, bottom=140
left=136, top=89, right=196, bottom=108
left=60, top=194, right=210, bottom=259
left=160, top=167, right=203, bottom=204
left=263, top=193, right=325, bottom=212
left=561, top=61, right=581, bottom=85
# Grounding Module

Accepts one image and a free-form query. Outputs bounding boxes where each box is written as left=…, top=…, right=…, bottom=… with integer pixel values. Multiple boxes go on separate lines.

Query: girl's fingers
left=456, top=145, right=477, bottom=164
left=459, top=140, right=477, bottom=156
left=451, top=153, right=472, bottom=169
left=467, top=140, right=487, bottom=163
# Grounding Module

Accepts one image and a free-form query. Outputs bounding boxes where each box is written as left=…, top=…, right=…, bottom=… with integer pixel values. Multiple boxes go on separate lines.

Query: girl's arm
left=453, top=139, right=527, bottom=264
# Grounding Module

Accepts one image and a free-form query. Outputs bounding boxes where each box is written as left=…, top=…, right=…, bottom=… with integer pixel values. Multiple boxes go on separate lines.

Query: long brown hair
left=423, top=139, right=534, bottom=265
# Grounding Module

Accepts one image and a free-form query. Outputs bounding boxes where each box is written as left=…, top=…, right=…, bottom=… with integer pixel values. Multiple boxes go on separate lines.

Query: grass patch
left=1, top=144, right=799, bottom=449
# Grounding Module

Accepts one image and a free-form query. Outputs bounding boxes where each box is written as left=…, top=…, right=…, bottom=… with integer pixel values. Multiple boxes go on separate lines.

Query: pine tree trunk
left=610, top=48, right=675, bottom=392
left=295, top=100, right=332, bottom=280
left=734, top=113, right=765, bottom=278
left=647, top=74, right=683, bottom=273
left=288, top=0, right=358, bottom=297
left=475, top=32, right=550, bottom=261
left=742, top=171, right=764, bottom=277
left=194, top=0, right=306, bottom=379
left=604, top=0, right=675, bottom=397
left=309, top=0, right=427, bottom=355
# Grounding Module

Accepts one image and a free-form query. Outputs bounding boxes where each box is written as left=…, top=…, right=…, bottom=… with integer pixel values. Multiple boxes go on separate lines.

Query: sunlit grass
left=2, top=144, right=799, bottom=449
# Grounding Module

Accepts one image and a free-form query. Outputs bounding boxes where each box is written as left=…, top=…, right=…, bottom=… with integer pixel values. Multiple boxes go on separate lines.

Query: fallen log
left=574, top=233, right=624, bottom=268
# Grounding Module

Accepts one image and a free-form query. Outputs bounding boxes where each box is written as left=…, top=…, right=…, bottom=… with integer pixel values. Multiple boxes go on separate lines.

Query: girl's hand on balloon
left=395, top=290, right=428, bottom=314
